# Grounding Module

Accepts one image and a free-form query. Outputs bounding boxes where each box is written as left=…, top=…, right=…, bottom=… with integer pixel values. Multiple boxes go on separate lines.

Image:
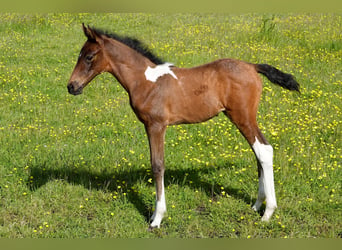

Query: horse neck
left=104, top=38, right=154, bottom=94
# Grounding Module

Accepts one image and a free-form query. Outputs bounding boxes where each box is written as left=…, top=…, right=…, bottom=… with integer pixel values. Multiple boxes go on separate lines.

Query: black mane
left=92, top=27, right=164, bottom=65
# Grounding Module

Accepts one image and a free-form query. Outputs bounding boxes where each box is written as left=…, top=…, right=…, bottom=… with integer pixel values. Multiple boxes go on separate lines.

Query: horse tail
left=255, top=64, right=300, bottom=92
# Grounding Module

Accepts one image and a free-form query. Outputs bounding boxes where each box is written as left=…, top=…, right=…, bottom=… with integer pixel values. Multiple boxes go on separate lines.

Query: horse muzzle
left=67, top=81, right=83, bottom=95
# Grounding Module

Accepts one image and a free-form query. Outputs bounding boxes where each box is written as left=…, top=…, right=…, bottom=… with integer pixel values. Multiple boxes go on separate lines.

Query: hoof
left=252, top=200, right=264, bottom=212
left=261, top=215, right=271, bottom=222
left=148, top=224, right=160, bottom=232
left=261, top=205, right=277, bottom=222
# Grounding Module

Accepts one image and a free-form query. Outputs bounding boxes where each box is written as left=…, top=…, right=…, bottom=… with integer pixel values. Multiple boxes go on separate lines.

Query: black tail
left=255, top=64, right=300, bottom=92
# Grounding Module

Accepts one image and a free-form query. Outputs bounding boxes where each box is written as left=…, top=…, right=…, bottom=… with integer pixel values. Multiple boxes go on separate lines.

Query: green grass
left=0, top=13, right=341, bottom=238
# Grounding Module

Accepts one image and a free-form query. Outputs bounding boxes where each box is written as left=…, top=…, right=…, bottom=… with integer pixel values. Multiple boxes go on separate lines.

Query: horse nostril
left=68, top=81, right=83, bottom=95
left=67, top=83, right=75, bottom=94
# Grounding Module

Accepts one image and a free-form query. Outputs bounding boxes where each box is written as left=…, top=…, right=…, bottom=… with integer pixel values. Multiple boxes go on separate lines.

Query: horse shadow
left=28, top=161, right=258, bottom=223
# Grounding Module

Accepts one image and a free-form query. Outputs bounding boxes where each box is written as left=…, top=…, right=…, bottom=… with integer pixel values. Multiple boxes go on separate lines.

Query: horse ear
left=82, top=23, right=99, bottom=43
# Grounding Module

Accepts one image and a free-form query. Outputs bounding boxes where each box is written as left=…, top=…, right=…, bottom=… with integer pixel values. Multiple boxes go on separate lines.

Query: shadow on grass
left=28, top=162, right=258, bottom=224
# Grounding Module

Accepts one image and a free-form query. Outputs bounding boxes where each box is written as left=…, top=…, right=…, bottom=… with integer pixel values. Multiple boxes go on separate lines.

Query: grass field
left=0, top=13, right=341, bottom=238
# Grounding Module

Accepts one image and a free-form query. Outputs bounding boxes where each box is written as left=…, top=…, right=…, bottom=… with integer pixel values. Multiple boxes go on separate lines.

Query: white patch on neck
left=144, top=63, right=178, bottom=82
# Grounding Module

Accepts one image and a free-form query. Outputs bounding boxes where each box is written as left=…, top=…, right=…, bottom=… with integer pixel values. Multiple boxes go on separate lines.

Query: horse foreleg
left=145, top=124, right=167, bottom=229
left=150, top=175, right=166, bottom=228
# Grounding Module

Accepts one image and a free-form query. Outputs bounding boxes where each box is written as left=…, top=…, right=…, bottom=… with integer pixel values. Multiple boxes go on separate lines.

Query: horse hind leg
left=224, top=110, right=277, bottom=221
left=251, top=135, right=277, bottom=221
left=252, top=161, right=265, bottom=213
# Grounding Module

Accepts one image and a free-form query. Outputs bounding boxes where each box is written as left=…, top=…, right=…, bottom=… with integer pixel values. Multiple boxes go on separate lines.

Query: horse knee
left=152, top=162, right=164, bottom=177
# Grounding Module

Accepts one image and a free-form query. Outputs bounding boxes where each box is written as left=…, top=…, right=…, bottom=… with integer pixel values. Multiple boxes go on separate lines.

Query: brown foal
left=68, top=24, right=299, bottom=229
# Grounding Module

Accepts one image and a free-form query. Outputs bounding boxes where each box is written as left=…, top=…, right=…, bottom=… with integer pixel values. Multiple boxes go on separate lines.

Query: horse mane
left=91, top=27, right=164, bottom=65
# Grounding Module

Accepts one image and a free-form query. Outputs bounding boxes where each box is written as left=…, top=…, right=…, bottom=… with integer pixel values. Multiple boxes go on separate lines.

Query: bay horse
left=67, top=24, right=299, bottom=229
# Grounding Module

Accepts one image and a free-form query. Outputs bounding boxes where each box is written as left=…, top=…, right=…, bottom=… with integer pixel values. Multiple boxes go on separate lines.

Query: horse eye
left=86, top=55, right=94, bottom=62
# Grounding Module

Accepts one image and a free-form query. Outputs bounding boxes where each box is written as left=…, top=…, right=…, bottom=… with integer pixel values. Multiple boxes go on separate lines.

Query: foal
left=68, top=24, right=299, bottom=229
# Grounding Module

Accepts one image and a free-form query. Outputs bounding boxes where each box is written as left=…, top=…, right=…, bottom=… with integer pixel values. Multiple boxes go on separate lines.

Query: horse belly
left=164, top=68, right=227, bottom=125
left=168, top=94, right=224, bottom=125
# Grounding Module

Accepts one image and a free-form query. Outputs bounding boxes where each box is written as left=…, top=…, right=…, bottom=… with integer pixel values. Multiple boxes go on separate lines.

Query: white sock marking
left=252, top=172, right=265, bottom=212
left=150, top=177, right=166, bottom=228
left=144, top=63, right=178, bottom=82
left=252, top=137, right=277, bottom=221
